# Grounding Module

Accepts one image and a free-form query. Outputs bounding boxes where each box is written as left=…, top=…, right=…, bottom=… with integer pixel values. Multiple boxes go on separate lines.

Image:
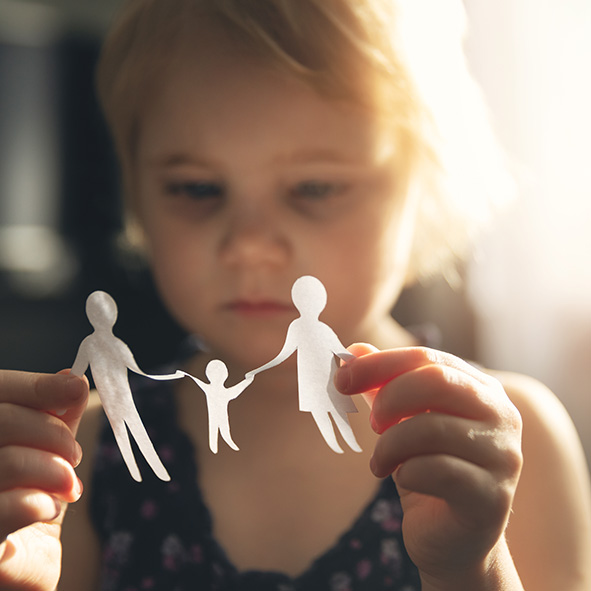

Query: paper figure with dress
left=248, top=275, right=360, bottom=453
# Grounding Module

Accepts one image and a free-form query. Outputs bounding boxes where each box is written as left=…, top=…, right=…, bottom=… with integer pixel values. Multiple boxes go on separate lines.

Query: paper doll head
left=205, top=359, right=229, bottom=383
left=292, top=276, right=327, bottom=320
left=86, top=291, right=118, bottom=330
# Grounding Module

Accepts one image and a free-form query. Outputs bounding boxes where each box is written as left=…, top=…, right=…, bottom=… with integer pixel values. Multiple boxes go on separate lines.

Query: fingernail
left=73, top=477, right=83, bottom=500
left=335, top=365, right=351, bottom=393
left=369, top=411, right=379, bottom=433
left=64, top=375, right=85, bottom=400
left=72, top=441, right=83, bottom=467
left=49, top=496, right=63, bottom=520
left=369, top=454, right=379, bottom=477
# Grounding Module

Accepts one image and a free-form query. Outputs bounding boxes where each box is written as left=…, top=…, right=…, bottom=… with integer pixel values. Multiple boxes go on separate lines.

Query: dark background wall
left=0, top=28, right=188, bottom=375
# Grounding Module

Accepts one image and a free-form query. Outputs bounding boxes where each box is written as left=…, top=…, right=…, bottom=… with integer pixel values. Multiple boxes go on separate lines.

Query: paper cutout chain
left=71, top=276, right=361, bottom=482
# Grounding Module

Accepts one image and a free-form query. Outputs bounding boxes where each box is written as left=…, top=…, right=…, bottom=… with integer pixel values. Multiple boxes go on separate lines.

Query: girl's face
left=134, top=27, right=417, bottom=370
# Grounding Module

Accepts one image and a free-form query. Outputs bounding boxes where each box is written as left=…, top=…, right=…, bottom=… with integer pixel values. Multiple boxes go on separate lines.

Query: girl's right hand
left=0, top=370, right=88, bottom=590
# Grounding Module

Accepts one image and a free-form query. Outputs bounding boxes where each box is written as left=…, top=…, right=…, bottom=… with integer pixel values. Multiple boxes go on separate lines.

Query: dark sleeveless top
left=90, top=371, right=421, bottom=590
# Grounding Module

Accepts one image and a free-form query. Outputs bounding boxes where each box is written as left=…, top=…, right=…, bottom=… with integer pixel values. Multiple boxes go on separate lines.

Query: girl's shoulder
left=491, top=369, right=589, bottom=491
left=489, top=369, right=591, bottom=590
left=492, top=369, right=586, bottom=460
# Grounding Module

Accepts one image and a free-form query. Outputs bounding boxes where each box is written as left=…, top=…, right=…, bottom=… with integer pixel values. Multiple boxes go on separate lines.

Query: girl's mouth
left=223, top=300, right=295, bottom=317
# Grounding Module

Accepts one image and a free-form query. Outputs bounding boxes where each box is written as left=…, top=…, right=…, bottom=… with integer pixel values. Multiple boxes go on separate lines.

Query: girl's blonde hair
left=97, top=0, right=514, bottom=283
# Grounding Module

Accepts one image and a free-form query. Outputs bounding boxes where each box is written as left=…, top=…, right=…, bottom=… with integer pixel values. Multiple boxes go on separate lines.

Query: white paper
left=247, top=276, right=360, bottom=453
left=72, top=277, right=360, bottom=480
left=71, top=291, right=183, bottom=482
left=180, top=361, right=253, bottom=453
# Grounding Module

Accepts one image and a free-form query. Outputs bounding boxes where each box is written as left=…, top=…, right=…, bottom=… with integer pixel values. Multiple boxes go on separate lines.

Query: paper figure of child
left=71, top=291, right=183, bottom=482
left=248, top=275, right=361, bottom=454
left=181, top=360, right=254, bottom=453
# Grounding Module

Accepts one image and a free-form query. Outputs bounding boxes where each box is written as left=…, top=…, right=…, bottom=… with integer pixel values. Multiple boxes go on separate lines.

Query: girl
left=1, top=1, right=590, bottom=590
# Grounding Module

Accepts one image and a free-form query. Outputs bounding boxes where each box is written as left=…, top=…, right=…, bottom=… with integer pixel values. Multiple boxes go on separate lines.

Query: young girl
left=1, top=1, right=590, bottom=590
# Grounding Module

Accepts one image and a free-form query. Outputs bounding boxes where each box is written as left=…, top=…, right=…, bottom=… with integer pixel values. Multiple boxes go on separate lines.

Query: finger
left=394, top=454, right=513, bottom=531
left=345, top=342, right=379, bottom=357
left=0, top=490, right=62, bottom=541
left=336, top=346, right=491, bottom=396
left=371, top=365, right=502, bottom=433
left=342, top=343, right=380, bottom=408
left=370, top=412, right=500, bottom=478
left=0, top=405, right=82, bottom=468
left=0, top=370, right=88, bottom=416
left=0, top=447, right=82, bottom=503
left=49, top=370, right=90, bottom=439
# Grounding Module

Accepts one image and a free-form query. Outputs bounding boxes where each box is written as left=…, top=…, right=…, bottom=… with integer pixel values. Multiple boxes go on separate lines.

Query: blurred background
left=0, top=0, right=589, bottom=469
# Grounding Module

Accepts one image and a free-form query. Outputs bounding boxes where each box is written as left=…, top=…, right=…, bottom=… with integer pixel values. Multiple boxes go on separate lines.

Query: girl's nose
left=218, top=210, right=290, bottom=269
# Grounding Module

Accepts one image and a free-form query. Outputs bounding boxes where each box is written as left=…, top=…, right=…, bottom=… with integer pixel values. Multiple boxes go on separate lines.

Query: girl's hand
left=0, top=370, right=88, bottom=590
left=335, top=345, right=523, bottom=588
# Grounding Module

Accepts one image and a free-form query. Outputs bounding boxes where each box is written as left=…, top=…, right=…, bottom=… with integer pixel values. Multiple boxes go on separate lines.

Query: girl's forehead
left=139, top=44, right=397, bottom=169
left=131, top=12, right=401, bottom=166
left=171, top=13, right=269, bottom=72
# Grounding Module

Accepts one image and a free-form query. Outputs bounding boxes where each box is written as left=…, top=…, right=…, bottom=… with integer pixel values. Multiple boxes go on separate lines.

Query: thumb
left=55, top=369, right=90, bottom=438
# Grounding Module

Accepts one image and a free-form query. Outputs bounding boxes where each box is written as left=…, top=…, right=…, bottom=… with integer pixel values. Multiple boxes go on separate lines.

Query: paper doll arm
left=132, top=368, right=185, bottom=381
left=322, top=325, right=356, bottom=363
left=247, top=325, right=297, bottom=377
left=71, top=338, right=90, bottom=377
left=113, top=340, right=183, bottom=380
left=242, top=374, right=255, bottom=387
left=335, top=348, right=356, bottom=363
left=178, top=371, right=206, bottom=389
left=226, top=374, right=255, bottom=399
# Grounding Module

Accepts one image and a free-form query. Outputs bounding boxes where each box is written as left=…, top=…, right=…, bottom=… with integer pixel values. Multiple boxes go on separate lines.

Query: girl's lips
left=223, top=300, right=294, bottom=316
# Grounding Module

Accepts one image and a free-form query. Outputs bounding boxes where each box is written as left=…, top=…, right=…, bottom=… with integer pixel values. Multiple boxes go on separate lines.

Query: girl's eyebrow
left=277, top=149, right=358, bottom=165
left=145, top=149, right=366, bottom=170
left=145, top=153, right=217, bottom=170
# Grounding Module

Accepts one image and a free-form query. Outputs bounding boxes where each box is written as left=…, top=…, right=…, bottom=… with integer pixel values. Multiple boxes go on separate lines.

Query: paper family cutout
left=72, top=276, right=361, bottom=482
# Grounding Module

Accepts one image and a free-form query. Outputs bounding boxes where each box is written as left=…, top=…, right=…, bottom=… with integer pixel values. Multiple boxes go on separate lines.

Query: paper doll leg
left=125, top=406, right=171, bottom=482
left=331, top=410, right=362, bottom=453
left=219, top=420, right=239, bottom=452
left=205, top=397, right=239, bottom=453
left=310, top=411, right=344, bottom=454
left=109, top=419, right=142, bottom=482
left=209, top=423, right=219, bottom=454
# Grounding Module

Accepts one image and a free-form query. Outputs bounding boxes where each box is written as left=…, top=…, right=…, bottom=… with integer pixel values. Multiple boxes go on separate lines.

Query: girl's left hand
left=335, top=344, right=523, bottom=585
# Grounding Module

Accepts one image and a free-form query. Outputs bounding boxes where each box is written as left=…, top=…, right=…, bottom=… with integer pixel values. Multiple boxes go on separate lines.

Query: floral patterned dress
left=90, top=372, right=421, bottom=591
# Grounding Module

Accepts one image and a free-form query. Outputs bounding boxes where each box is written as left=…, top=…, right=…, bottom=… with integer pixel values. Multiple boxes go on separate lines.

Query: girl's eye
left=290, top=181, right=345, bottom=200
left=166, top=181, right=224, bottom=200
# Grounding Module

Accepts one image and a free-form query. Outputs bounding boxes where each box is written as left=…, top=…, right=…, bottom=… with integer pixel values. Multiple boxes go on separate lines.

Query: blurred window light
left=0, top=0, right=76, bottom=297
left=0, top=224, right=77, bottom=296
left=464, top=0, right=591, bottom=467
left=0, top=0, right=62, bottom=46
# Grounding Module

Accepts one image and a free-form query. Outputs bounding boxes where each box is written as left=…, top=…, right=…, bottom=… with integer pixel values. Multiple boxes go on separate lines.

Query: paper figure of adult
left=181, top=360, right=254, bottom=453
left=248, top=275, right=361, bottom=453
left=71, top=291, right=183, bottom=482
